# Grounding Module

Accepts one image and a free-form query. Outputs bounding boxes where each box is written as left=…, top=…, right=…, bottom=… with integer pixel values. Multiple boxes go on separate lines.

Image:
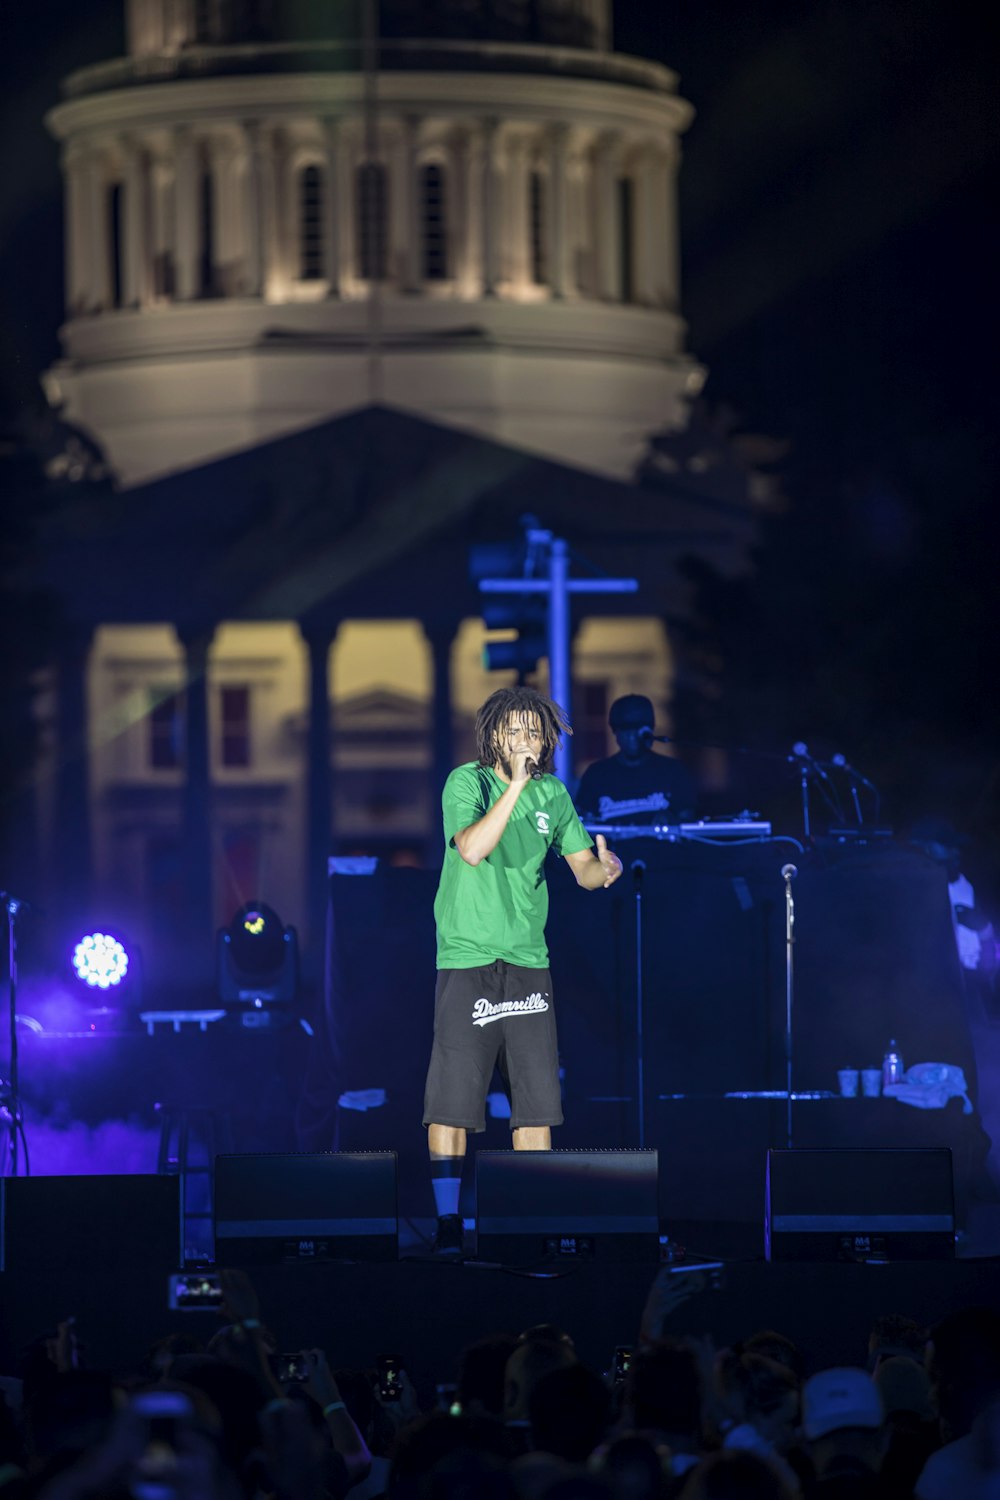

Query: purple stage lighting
left=71, top=932, right=130, bottom=989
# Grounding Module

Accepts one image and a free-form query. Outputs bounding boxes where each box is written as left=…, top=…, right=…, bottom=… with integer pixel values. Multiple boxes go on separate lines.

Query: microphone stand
left=797, top=763, right=812, bottom=842
left=781, top=865, right=797, bottom=1149
left=631, top=860, right=646, bottom=1149
left=1, top=893, right=28, bottom=1177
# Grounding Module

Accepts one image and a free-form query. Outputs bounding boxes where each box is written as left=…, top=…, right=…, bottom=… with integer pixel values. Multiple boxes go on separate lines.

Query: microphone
left=781, top=864, right=798, bottom=881
left=789, top=742, right=833, bottom=783
left=631, top=858, right=647, bottom=879
left=831, top=753, right=878, bottom=790
left=637, top=726, right=654, bottom=744
left=526, top=759, right=544, bottom=782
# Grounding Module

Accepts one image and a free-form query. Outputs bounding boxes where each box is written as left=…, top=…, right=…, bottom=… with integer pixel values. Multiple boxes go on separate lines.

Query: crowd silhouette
left=2, top=1267, right=1000, bottom=1499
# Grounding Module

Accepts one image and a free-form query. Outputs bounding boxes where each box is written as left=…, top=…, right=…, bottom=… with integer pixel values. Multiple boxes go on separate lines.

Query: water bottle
left=882, top=1039, right=904, bottom=1089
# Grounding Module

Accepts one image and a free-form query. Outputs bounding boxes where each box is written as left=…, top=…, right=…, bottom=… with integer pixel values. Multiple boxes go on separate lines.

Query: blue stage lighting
left=72, top=932, right=130, bottom=989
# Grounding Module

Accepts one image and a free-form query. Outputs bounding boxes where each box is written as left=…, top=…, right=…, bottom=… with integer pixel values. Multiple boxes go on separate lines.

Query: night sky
left=1, top=0, right=997, bottom=840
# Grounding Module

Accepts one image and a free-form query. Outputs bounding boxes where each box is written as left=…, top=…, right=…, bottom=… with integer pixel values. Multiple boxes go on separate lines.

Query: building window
left=617, top=175, right=634, bottom=303
left=420, top=163, right=448, bottom=280
left=356, top=162, right=388, bottom=281
left=299, top=164, right=324, bottom=280
left=149, top=689, right=183, bottom=770
left=219, top=685, right=251, bottom=768
left=529, top=169, right=547, bottom=285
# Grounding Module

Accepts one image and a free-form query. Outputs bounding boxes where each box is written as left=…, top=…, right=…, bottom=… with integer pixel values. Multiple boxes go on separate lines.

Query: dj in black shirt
left=575, top=694, right=697, bottom=831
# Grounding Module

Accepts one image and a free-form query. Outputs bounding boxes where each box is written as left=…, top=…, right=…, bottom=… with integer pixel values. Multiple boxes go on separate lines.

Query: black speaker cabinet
left=765, top=1148, right=955, bottom=1262
left=214, top=1152, right=398, bottom=1264
left=475, top=1149, right=659, bottom=1266
left=0, top=1174, right=182, bottom=1274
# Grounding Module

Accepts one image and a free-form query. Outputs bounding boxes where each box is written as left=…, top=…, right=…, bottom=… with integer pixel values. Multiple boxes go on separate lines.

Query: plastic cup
left=838, top=1068, right=860, bottom=1097
left=861, top=1068, right=882, bottom=1098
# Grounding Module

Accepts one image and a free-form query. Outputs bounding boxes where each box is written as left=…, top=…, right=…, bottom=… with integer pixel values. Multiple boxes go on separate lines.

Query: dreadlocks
left=475, top=687, right=572, bottom=774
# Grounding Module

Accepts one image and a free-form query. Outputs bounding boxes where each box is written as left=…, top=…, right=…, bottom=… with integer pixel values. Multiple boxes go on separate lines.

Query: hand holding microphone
left=511, top=748, right=543, bottom=784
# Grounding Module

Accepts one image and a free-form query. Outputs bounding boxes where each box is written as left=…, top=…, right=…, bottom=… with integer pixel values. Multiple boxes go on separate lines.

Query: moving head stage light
left=217, top=901, right=298, bottom=1026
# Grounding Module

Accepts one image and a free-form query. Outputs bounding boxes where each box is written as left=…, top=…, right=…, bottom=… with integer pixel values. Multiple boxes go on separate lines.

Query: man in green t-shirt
left=424, top=685, right=623, bottom=1255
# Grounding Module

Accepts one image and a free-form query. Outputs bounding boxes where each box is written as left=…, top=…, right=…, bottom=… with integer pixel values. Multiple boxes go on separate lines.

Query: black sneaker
left=433, top=1213, right=464, bottom=1257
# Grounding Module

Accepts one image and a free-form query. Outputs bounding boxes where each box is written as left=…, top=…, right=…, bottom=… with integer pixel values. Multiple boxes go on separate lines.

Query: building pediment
left=29, top=402, right=757, bottom=629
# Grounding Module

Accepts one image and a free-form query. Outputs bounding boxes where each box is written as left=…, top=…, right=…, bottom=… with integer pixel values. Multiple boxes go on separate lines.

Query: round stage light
left=72, top=932, right=130, bottom=989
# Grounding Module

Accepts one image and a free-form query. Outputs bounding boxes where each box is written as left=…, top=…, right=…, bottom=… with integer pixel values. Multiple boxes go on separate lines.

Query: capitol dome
left=46, top=0, right=701, bottom=485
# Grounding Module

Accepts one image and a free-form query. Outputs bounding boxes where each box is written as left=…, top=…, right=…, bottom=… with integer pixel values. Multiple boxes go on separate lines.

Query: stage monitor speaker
left=0, top=1174, right=182, bottom=1275
left=214, top=1152, right=398, bottom=1264
left=765, top=1147, right=955, bottom=1262
left=475, top=1149, right=659, bottom=1266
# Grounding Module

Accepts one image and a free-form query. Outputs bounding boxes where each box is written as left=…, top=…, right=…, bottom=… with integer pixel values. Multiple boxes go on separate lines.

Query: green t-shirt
left=435, top=761, right=594, bottom=969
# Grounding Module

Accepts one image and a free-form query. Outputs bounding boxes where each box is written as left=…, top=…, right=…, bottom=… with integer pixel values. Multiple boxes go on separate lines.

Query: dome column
left=546, top=123, right=571, bottom=299
left=84, top=146, right=112, bottom=312
left=594, top=131, right=622, bottom=301
left=63, top=144, right=90, bottom=316
left=479, top=117, right=500, bottom=297
left=396, top=114, right=422, bottom=292
left=661, top=138, right=681, bottom=310
left=239, top=120, right=263, bottom=296
left=121, top=136, right=149, bottom=307
left=174, top=127, right=200, bottom=300
left=207, top=135, right=237, bottom=297
left=506, top=132, right=530, bottom=287
left=451, top=128, right=474, bottom=293
left=633, top=142, right=659, bottom=305
left=321, top=117, right=342, bottom=296
left=257, top=122, right=280, bottom=296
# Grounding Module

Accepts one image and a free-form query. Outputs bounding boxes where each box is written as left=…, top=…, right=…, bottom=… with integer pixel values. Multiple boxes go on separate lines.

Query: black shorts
left=423, top=960, right=563, bottom=1133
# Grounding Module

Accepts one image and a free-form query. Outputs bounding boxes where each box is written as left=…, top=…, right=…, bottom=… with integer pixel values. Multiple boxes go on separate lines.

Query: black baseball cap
left=608, top=694, right=654, bottom=730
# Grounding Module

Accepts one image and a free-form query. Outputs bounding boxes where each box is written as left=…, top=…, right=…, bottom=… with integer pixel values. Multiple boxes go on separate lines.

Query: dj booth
left=298, top=838, right=984, bottom=1225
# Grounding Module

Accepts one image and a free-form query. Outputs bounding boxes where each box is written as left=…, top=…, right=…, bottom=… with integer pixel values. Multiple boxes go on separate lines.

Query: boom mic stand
left=1, top=892, right=29, bottom=1177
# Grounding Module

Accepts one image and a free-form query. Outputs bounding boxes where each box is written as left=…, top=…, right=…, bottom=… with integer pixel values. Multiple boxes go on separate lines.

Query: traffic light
left=469, top=539, right=547, bottom=680
left=480, top=597, right=547, bottom=677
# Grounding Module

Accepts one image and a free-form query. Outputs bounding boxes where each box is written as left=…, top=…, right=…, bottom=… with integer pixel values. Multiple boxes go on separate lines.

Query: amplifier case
left=765, top=1147, right=955, bottom=1262
left=475, top=1148, right=660, bottom=1266
left=214, top=1151, right=398, bottom=1264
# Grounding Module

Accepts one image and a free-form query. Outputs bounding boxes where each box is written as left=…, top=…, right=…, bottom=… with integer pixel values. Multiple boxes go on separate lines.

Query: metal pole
left=3, top=896, right=22, bottom=1177
left=633, top=861, right=646, bottom=1148
left=782, top=864, right=797, bottom=1148
left=548, top=536, right=571, bottom=784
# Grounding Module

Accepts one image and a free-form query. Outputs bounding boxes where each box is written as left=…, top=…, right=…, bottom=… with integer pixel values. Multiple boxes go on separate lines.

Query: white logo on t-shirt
left=471, top=993, right=550, bottom=1027
left=534, top=811, right=550, bottom=834
left=597, top=792, right=670, bottom=819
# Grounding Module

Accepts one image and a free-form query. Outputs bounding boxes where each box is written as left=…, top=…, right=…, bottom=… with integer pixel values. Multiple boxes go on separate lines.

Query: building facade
left=35, top=1, right=739, bottom=986
left=46, top=0, right=701, bottom=486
